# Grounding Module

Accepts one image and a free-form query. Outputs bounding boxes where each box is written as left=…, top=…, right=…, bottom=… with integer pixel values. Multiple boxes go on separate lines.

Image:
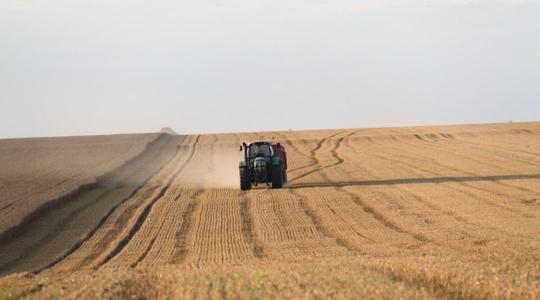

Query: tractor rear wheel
left=271, top=165, right=283, bottom=189
left=240, top=167, right=251, bottom=191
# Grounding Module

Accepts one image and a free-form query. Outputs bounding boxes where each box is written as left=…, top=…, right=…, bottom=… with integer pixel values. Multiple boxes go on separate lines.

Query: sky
left=1, top=0, right=539, bottom=138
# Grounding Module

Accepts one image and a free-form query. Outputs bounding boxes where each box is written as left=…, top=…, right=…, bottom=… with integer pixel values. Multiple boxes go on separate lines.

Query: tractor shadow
left=288, top=174, right=540, bottom=189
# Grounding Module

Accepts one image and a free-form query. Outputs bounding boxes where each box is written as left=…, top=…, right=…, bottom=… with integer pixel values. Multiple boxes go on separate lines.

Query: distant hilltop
left=160, top=127, right=178, bottom=135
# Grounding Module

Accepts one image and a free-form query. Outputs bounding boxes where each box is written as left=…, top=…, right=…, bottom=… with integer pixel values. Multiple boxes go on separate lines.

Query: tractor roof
left=247, top=141, right=273, bottom=146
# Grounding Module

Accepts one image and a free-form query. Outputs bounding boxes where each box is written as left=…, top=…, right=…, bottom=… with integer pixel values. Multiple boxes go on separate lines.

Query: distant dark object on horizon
left=160, top=127, right=178, bottom=135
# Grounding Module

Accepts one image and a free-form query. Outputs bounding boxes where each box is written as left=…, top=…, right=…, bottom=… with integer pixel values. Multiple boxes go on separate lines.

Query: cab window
left=249, top=144, right=272, bottom=157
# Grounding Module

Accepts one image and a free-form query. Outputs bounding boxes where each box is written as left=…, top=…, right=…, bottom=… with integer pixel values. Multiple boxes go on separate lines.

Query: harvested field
left=0, top=133, right=161, bottom=235
left=0, top=122, right=539, bottom=299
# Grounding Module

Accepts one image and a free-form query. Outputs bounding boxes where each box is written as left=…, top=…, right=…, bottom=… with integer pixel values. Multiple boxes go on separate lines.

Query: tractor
left=239, top=141, right=288, bottom=191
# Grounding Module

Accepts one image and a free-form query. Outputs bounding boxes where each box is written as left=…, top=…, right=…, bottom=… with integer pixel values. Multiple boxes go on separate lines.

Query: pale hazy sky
left=1, top=0, right=539, bottom=138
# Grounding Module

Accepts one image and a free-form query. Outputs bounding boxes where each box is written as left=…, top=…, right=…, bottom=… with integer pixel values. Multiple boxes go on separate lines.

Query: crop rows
left=0, top=122, right=539, bottom=299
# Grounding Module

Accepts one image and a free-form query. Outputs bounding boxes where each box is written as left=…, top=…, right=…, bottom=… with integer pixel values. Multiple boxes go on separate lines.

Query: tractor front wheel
left=271, top=165, right=283, bottom=189
left=240, top=167, right=251, bottom=191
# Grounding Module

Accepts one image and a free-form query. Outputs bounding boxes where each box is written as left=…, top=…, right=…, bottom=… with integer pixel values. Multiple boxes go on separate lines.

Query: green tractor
left=239, top=141, right=288, bottom=191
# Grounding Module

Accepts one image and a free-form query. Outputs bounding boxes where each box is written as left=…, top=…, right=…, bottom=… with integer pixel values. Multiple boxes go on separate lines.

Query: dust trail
left=175, top=139, right=242, bottom=189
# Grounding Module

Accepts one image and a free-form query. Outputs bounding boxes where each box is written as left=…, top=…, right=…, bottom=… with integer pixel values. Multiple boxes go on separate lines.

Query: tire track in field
left=0, top=134, right=172, bottom=246
left=271, top=131, right=322, bottom=177
left=339, top=137, right=483, bottom=239
left=130, top=237, right=156, bottom=268
left=341, top=136, right=536, bottom=240
left=341, top=187, right=432, bottom=243
left=275, top=131, right=322, bottom=173
left=292, top=131, right=430, bottom=244
left=292, top=188, right=378, bottom=246
left=422, top=130, right=540, bottom=168
left=63, top=185, right=161, bottom=271
left=286, top=130, right=432, bottom=245
left=368, top=186, right=482, bottom=243
left=289, top=131, right=347, bottom=182
left=169, top=190, right=203, bottom=264
left=272, top=131, right=313, bottom=169
left=184, top=189, right=256, bottom=264
left=170, top=133, right=218, bottom=264
left=286, top=139, right=319, bottom=173
left=96, top=135, right=201, bottom=269
left=338, top=135, right=536, bottom=244
left=239, top=193, right=265, bottom=258
left=250, top=188, right=352, bottom=259
left=133, top=135, right=219, bottom=267
left=384, top=150, right=532, bottom=219
left=171, top=134, right=260, bottom=265
left=0, top=201, right=16, bottom=211
left=397, top=129, right=540, bottom=196
left=264, top=190, right=297, bottom=242
left=0, top=134, right=184, bottom=276
left=367, top=136, right=538, bottom=219
left=319, top=196, right=377, bottom=244
left=307, top=132, right=434, bottom=244
left=328, top=131, right=358, bottom=167
left=5, top=190, right=112, bottom=273
left=346, top=133, right=490, bottom=246
left=349, top=135, right=536, bottom=224
left=446, top=134, right=540, bottom=167
left=291, top=135, right=331, bottom=173
left=289, top=189, right=362, bottom=254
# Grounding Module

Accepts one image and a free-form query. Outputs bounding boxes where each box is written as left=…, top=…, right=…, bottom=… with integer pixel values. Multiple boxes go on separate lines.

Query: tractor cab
left=247, top=142, right=273, bottom=159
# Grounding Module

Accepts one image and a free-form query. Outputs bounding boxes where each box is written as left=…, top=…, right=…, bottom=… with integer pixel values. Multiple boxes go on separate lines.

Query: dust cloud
left=176, top=142, right=243, bottom=189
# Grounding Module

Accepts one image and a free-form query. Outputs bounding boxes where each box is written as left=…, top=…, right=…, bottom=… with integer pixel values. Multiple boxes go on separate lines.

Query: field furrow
left=0, top=135, right=185, bottom=276
left=246, top=189, right=351, bottom=260
left=1, top=122, right=540, bottom=299
left=98, top=135, right=201, bottom=268
left=182, top=189, right=257, bottom=265
left=335, top=136, right=540, bottom=245
left=359, top=137, right=540, bottom=222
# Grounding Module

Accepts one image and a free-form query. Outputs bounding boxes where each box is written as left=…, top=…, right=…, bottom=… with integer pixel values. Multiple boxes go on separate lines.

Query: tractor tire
left=240, top=167, right=251, bottom=191
left=271, top=165, right=283, bottom=189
